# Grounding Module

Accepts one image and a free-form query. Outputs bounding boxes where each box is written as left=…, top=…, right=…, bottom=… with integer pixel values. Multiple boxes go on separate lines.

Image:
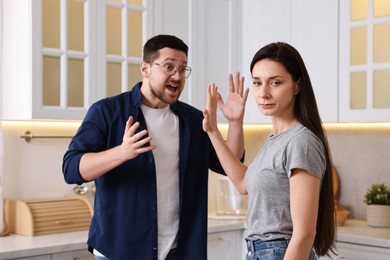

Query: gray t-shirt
left=244, top=123, right=326, bottom=241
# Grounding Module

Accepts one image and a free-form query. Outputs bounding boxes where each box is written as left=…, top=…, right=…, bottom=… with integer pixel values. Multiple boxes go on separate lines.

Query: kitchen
left=1, top=0, right=390, bottom=259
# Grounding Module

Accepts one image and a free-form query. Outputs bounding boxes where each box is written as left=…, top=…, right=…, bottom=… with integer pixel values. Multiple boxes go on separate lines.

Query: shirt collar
left=131, top=82, right=143, bottom=110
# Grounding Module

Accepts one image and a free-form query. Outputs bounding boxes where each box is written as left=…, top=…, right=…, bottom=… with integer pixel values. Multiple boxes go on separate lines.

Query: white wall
left=1, top=122, right=94, bottom=204
left=0, top=0, right=5, bottom=233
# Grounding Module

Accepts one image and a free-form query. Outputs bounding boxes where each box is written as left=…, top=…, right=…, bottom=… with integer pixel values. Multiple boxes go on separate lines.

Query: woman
left=203, top=42, right=335, bottom=259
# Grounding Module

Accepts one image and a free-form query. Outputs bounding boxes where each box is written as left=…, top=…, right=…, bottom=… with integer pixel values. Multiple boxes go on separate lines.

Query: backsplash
left=0, top=122, right=92, bottom=203
left=1, top=122, right=390, bottom=224
left=325, top=125, right=390, bottom=219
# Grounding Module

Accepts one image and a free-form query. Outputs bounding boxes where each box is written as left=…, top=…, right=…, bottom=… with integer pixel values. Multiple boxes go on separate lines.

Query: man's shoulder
left=172, top=100, right=202, bottom=113
left=173, top=100, right=202, bottom=114
left=93, top=91, right=133, bottom=108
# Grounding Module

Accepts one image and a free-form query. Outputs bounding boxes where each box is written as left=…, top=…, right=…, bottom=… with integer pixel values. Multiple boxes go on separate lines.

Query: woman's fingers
left=229, top=72, right=245, bottom=96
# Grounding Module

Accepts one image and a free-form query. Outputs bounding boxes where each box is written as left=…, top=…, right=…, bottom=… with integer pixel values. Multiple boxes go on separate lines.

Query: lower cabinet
left=51, top=249, right=93, bottom=260
left=318, top=242, right=390, bottom=260
left=12, top=256, right=51, bottom=260
left=13, top=249, right=93, bottom=260
left=207, top=230, right=246, bottom=260
left=335, top=242, right=390, bottom=260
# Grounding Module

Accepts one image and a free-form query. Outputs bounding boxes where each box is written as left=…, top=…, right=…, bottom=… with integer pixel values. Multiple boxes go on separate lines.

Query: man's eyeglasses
left=153, top=63, right=192, bottom=78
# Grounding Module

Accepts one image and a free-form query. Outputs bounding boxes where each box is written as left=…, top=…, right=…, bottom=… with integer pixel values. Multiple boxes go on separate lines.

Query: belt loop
left=245, top=238, right=255, bottom=253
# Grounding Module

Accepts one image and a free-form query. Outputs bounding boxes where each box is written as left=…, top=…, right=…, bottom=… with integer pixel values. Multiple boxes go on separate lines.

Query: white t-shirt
left=141, top=104, right=180, bottom=260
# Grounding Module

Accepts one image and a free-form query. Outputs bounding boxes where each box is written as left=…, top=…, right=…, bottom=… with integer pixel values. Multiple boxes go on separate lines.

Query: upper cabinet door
left=37, top=0, right=96, bottom=119
left=190, top=0, right=243, bottom=122
left=1, top=0, right=152, bottom=120
left=242, top=0, right=339, bottom=123
left=96, top=0, right=153, bottom=101
left=339, top=0, right=390, bottom=122
left=149, top=0, right=243, bottom=123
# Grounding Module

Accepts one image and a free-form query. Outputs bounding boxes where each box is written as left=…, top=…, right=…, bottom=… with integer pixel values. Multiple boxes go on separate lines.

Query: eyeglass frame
left=152, top=62, right=192, bottom=78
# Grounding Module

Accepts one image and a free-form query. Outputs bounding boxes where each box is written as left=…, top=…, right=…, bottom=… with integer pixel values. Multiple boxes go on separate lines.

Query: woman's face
left=251, top=58, right=299, bottom=119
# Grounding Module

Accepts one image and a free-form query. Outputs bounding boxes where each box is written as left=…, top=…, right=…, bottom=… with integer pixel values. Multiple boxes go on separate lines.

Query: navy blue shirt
left=62, top=83, right=226, bottom=260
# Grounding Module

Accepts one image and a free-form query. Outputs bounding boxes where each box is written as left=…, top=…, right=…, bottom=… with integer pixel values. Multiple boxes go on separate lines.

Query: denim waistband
left=246, top=238, right=289, bottom=252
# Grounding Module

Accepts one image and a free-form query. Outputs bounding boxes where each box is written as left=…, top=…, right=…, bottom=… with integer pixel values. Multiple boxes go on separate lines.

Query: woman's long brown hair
left=250, top=42, right=336, bottom=256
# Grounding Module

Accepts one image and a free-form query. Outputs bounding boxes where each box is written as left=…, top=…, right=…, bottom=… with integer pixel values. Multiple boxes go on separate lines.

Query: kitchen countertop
left=207, top=217, right=246, bottom=233
left=0, top=230, right=89, bottom=259
left=336, top=219, right=390, bottom=248
left=0, top=218, right=246, bottom=260
left=1, top=218, right=389, bottom=259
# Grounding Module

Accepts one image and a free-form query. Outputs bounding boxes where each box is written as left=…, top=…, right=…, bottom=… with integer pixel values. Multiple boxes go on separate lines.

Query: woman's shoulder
left=291, top=123, right=318, bottom=139
left=288, top=124, right=324, bottom=151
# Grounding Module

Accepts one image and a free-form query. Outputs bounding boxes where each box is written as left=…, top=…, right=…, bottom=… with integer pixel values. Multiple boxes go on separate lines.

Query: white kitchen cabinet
left=11, top=249, right=92, bottom=260
left=241, top=0, right=339, bottom=123
left=339, top=0, right=390, bottom=122
left=1, top=0, right=153, bottom=120
left=155, top=0, right=243, bottom=119
left=189, top=0, right=243, bottom=121
left=336, top=241, right=390, bottom=260
left=207, top=230, right=245, bottom=260
left=12, top=256, right=51, bottom=260
left=319, top=241, right=390, bottom=260
left=186, top=0, right=339, bottom=123
left=241, top=0, right=390, bottom=123
left=51, top=249, right=93, bottom=260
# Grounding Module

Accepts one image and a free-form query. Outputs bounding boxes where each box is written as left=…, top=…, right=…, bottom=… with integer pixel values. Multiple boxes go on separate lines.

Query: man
left=63, top=34, right=247, bottom=260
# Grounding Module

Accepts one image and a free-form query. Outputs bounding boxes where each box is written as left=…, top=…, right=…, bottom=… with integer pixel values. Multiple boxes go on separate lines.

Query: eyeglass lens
left=154, top=63, right=192, bottom=78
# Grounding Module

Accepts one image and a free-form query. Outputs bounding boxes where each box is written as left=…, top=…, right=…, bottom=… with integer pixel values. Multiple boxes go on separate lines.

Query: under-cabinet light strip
left=2, top=121, right=390, bottom=129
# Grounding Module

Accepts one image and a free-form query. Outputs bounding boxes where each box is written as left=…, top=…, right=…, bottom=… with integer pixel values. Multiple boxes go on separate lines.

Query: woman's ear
left=294, top=79, right=301, bottom=95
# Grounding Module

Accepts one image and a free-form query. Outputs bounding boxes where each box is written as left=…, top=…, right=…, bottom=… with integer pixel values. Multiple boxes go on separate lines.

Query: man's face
left=141, top=48, right=188, bottom=108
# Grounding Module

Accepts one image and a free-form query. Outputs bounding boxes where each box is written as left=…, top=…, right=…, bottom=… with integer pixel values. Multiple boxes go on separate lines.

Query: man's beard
left=150, top=84, right=181, bottom=105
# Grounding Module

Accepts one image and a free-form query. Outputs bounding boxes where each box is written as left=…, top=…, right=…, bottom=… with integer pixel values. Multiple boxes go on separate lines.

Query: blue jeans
left=245, top=239, right=317, bottom=260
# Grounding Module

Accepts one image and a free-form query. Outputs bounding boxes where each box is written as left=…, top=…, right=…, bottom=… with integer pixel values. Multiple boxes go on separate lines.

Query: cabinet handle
left=20, top=130, right=73, bottom=143
left=208, top=237, right=224, bottom=243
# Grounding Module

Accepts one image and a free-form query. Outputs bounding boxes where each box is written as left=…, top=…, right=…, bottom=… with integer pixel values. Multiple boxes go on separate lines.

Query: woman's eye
left=252, top=81, right=261, bottom=86
left=270, top=81, right=281, bottom=86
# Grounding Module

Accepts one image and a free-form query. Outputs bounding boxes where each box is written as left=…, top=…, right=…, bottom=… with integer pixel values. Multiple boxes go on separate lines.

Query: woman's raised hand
left=203, top=83, right=219, bottom=134
left=220, top=72, right=249, bottom=123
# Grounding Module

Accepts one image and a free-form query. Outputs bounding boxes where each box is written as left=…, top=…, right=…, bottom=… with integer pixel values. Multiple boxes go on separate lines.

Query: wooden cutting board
left=333, top=165, right=340, bottom=200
